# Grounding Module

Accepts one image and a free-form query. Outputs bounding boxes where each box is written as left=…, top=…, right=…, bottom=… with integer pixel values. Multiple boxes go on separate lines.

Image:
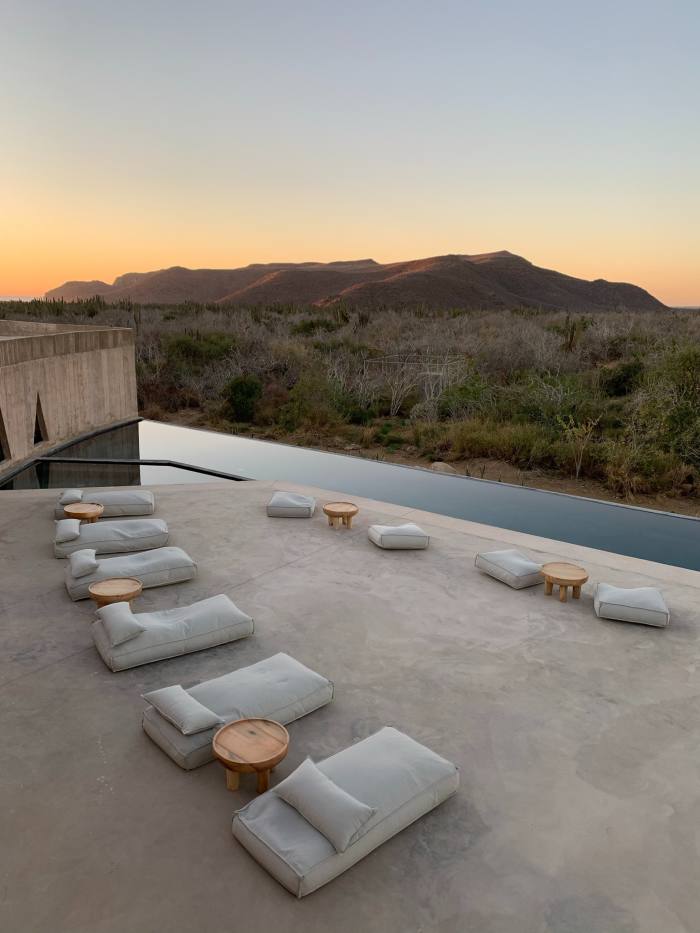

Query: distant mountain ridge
left=45, top=252, right=667, bottom=312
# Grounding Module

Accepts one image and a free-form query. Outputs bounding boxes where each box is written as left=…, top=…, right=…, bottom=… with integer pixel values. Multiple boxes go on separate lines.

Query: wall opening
left=0, top=406, right=10, bottom=462
left=34, top=394, right=49, bottom=445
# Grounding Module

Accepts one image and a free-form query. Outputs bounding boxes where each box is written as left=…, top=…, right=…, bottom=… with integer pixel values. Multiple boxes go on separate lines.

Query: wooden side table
left=88, top=577, right=143, bottom=609
left=323, top=502, right=359, bottom=529
left=64, top=502, right=104, bottom=523
left=542, top=562, right=589, bottom=603
left=213, top=719, right=289, bottom=793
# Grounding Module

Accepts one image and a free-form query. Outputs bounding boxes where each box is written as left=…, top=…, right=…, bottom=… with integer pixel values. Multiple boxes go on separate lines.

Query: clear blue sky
left=1, top=0, right=698, bottom=302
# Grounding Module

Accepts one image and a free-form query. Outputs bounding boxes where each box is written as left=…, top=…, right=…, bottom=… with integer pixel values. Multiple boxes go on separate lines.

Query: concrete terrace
left=1, top=480, right=699, bottom=933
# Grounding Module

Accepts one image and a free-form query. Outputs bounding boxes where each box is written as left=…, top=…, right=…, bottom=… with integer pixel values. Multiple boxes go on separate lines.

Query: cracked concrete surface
left=1, top=480, right=699, bottom=933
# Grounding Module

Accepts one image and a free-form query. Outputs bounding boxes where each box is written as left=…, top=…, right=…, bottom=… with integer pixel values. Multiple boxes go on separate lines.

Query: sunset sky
left=1, top=0, right=698, bottom=304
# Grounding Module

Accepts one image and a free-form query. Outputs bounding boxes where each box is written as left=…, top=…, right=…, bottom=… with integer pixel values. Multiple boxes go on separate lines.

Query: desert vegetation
left=3, top=297, right=700, bottom=505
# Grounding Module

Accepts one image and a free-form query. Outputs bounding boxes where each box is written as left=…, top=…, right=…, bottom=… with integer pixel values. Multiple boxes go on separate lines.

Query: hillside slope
left=45, top=252, right=667, bottom=311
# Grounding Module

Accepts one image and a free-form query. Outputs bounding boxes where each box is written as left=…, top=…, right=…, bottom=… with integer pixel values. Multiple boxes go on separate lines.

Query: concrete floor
left=1, top=480, right=699, bottom=933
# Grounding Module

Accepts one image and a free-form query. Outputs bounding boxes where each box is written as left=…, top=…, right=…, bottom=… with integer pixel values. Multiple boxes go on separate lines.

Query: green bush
left=252, top=382, right=289, bottom=425
left=600, top=359, right=644, bottom=397
left=165, top=333, right=236, bottom=369
left=223, top=375, right=262, bottom=422
left=449, top=419, right=555, bottom=467
left=603, top=440, right=687, bottom=496
left=334, top=392, right=376, bottom=425
left=279, top=373, right=340, bottom=431
left=439, top=370, right=493, bottom=420
left=290, top=318, right=341, bottom=337
left=638, top=346, right=700, bottom=466
left=379, top=433, right=406, bottom=447
left=502, top=372, right=602, bottom=426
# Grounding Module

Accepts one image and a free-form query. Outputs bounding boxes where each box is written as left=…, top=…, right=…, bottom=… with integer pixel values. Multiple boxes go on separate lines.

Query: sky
left=0, top=0, right=698, bottom=304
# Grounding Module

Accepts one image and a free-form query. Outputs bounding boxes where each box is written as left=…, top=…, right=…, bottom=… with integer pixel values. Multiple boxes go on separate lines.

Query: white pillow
left=59, top=488, right=83, bottom=505
left=55, top=518, right=81, bottom=544
left=68, top=548, right=99, bottom=578
left=96, top=601, right=146, bottom=647
left=142, top=685, right=222, bottom=735
left=274, top=757, right=376, bottom=852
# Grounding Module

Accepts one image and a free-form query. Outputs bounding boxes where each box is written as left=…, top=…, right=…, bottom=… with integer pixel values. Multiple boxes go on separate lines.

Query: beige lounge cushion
left=267, top=492, right=316, bottom=518
left=233, top=727, right=459, bottom=897
left=594, top=583, right=670, bottom=627
left=65, top=546, right=197, bottom=601
left=142, top=653, right=334, bottom=770
left=54, top=518, right=169, bottom=558
left=92, top=594, right=253, bottom=672
left=55, top=488, right=155, bottom=519
left=474, top=549, right=543, bottom=589
left=368, top=523, right=429, bottom=550
left=275, top=758, right=376, bottom=853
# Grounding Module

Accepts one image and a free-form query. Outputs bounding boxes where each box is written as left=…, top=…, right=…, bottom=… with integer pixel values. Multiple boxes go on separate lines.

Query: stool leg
left=572, top=585, right=581, bottom=599
left=559, top=585, right=567, bottom=603
left=226, top=770, right=240, bottom=792
left=345, top=515, right=353, bottom=529
left=545, top=580, right=553, bottom=596
left=257, top=769, right=270, bottom=794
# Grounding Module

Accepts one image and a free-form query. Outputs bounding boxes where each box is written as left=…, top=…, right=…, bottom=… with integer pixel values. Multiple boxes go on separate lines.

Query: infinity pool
left=4, top=419, right=700, bottom=570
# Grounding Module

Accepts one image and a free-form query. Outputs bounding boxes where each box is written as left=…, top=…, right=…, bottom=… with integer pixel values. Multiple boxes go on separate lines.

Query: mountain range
left=45, top=252, right=667, bottom=312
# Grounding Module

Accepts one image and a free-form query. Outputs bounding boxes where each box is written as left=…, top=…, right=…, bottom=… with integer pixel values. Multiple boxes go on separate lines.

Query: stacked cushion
left=232, top=726, right=459, bottom=897
left=92, top=594, right=254, bottom=671
left=65, top=546, right=197, bottom=600
left=97, top=601, right=146, bottom=647
left=274, top=758, right=376, bottom=853
left=69, top=548, right=100, bottom=577
left=368, top=523, right=429, bottom=550
left=474, top=549, right=543, bottom=589
left=267, top=491, right=316, bottom=518
left=594, top=583, right=670, bottom=627
left=54, top=518, right=169, bottom=558
left=142, top=685, right=223, bottom=734
left=142, top=653, right=334, bottom=770
left=54, top=488, right=155, bottom=519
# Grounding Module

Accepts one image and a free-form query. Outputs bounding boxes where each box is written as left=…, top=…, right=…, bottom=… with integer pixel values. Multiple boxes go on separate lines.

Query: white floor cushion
left=92, top=594, right=254, bottom=671
left=54, top=518, right=169, bottom=557
left=594, top=583, right=670, bottom=627
left=474, top=549, right=543, bottom=589
left=232, top=727, right=459, bottom=897
left=64, top=546, right=197, bottom=600
left=368, top=523, right=429, bottom=550
left=54, top=488, right=155, bottom=519
left=267, top=491, right=316, bottom=518
left=142, top=653, right=334, bottom=770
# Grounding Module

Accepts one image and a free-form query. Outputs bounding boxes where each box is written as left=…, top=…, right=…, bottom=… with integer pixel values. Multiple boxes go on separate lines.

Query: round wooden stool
left=213, top=719, right=289, bottom=793
left=323, top=501, right=359, bottom=529
left=542, top=562, right=589, bottom=603
left=88, top=577, right=143, bottom=609
left=64, top=502, right=105, bottom=523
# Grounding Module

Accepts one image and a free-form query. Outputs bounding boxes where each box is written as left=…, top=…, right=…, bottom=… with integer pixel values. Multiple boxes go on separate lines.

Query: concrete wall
left=0, top=321, right=138, bottom=476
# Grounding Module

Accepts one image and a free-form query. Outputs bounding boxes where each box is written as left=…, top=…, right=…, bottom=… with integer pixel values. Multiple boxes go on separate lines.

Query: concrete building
left=0, top=320, right=138, bottom=477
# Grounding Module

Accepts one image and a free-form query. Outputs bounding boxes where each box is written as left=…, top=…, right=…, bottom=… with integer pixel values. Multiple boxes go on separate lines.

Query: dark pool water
left=4, top=419, right=700, bottom=570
